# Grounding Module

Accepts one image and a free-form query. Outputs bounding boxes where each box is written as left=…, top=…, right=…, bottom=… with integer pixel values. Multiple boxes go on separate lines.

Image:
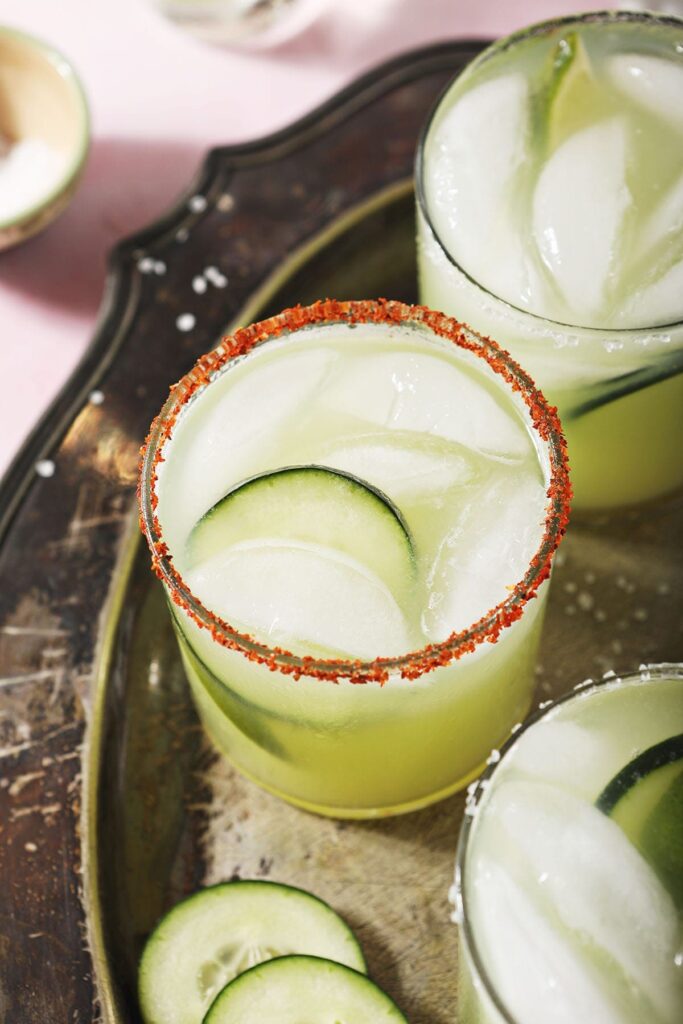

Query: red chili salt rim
left=138, top=298, right=571, bottom=685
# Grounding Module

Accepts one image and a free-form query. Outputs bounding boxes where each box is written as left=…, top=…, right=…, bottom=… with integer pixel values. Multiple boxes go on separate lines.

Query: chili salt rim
left=138, top=298, right=571, bottom=684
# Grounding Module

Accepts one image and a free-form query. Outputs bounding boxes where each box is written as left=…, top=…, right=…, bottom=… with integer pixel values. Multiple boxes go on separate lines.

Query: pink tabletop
left=0, top=0, right=590, bottom=479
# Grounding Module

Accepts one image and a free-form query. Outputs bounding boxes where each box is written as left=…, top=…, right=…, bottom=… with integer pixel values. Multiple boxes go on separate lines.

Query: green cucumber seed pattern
left=138, top=881, right=366, bottom=1024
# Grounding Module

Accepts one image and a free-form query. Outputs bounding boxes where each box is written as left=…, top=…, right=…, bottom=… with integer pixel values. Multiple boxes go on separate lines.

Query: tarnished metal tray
left=0, top=41, right=681, bottom=1023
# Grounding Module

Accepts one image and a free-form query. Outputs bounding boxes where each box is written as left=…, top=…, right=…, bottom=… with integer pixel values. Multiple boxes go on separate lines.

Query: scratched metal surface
left=94, top=456, right=682, bottom=1024
left=0, top=38, right=682, bottom=1024
left=0, top=42, right=483, bottom=1023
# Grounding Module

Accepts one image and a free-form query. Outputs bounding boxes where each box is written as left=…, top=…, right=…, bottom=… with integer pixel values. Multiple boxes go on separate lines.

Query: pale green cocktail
left=139, top=300, right=569, bottom=818
left=455, top=663, right=683, bottom=1024
left=418, top=11, right=683, bottom=509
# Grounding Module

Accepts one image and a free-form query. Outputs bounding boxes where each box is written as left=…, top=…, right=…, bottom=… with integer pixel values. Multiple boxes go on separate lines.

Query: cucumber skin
left=187, top=465, right=415, bottom=594
left=639, top=765, right=683, bottom=912
left=138, top=881, right=366, bottom=1024
left=202, top=955, right=409, bottom=1024
left=595, top=734, right=683, bottom=815
left=197, top=465, right=411, bottom=540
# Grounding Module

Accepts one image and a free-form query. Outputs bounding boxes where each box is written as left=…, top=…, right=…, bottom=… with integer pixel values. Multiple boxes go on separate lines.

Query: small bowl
left=0, top=26, right=89, bottom=250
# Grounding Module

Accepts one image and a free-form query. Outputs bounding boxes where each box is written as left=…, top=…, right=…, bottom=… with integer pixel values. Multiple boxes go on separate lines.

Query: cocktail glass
left=148, top=0, right=327, bottom=48
left=417, top=10, right=683, bottom=509
left=454, top=662, right=683, bottom=1023
left=139, top=299, right=570, bottom=818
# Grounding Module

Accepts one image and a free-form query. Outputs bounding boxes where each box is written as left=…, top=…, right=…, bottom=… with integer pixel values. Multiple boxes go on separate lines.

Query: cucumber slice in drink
left=187, top=465, right=415, bottom=599
left=596, top=734, right=683, bottom=911
left=138, top=881, right=366, bottom=1024
left=203, top=955, right=408, bottom=1024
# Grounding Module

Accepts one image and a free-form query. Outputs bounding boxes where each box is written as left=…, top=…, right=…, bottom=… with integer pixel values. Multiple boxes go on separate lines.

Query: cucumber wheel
left=138, top=881, right=366, bottom=1024
left=204, top=955, right=408, bottom=1024
left=596, top=734, right=683, bottom=911
left=186, top=465, right=414, bottom=599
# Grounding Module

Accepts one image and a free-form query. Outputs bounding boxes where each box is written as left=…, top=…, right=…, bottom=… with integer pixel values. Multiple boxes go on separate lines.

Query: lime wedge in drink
left=533, top=32, right=602, bottom=153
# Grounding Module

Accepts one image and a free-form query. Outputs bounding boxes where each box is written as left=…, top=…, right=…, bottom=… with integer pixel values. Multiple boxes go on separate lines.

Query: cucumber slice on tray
left=204, top=955, right=408, bottom=1024
left=596, top=734, right=683, bottom=911
left=138, top=881, right=366, bottom=1024
left=186, top=465, right=415, bottom=599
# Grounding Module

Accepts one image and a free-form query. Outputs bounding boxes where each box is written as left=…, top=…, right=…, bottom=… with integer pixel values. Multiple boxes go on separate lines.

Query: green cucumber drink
left=455, top=663, right=683, bottom=1024
left=139, top=300, right=569, bottom=818
left=417, top=11, right=683, bottom=508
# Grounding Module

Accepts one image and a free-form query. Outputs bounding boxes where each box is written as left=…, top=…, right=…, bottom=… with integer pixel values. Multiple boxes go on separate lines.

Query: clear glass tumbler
left=149, top=0, right=327, bottom=48
left=454, top=662, right=683, bottom=1023
left=417, top=10, right=683, bottom=509
left=139, top=299, right=570, bottom=818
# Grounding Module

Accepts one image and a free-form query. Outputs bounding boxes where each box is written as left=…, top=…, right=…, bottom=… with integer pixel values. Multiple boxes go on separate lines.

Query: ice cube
left=608, top=54, right=683, bottom=134
left=433, top=73, right=529, bottom=192
left=532, top=118, right=631, bottom=323
left=157, top=345, right=336, bottom=548
left=429, top=73, right=538, bottom=308
left=186, top=539, right=413, bottom=660
left=509, top=719, right=620, bottom=800
left=320, top=432, right=474, bottom=503
left=618, top=257, right=683, bottom=328
left=472, top=857, right=629, bottom=1024
left=639, top=173, right=683, bottom=257
left=326, top=350, right=531, bottom=457
left=492, top=780, right=681, bottom=1023
left=422, top=473, right=547, bottom=640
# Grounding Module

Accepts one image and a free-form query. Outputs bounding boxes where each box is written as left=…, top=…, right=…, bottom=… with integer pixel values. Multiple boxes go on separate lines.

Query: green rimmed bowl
left=0, top=26, right=89, bottom=250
